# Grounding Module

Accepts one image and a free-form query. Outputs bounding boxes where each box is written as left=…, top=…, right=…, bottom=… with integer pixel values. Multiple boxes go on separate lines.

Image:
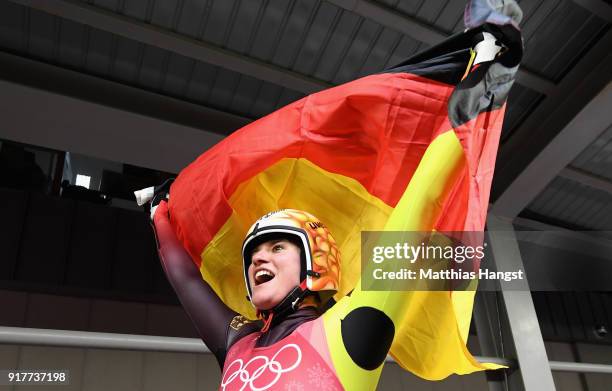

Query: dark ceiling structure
left=1, top=0, right=611, bottom=230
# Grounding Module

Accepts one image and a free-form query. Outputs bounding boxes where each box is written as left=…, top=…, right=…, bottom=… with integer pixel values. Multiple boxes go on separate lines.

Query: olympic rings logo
left=221, top=344, right=302, bottom=391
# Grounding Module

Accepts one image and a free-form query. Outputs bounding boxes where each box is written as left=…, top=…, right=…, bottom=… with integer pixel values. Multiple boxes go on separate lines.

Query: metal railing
left=1, top=326, right=611, bottom=374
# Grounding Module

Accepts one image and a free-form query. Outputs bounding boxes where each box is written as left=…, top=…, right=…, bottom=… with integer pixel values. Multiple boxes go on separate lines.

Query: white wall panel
left=0, top=345, right=19, bottom=391
left=547, top=342, right=583, bottom=391
left=15, top=346, right=85, bottom=391
left=81, top=349, right=143, bottom=391
left=576, top=343, right=612, bottom=391
left=196, top=354, right=221, bottom=391
left=459, top=370, right=489, bottom=390
left=432, top=374, right=463, bottom=391
left=378, top=364, right=410, bottom=391
left=142, top=351, right=198, bottom=391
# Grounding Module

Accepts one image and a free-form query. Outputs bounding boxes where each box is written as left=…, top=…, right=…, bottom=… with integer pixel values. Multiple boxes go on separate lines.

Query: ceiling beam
left=0, top=78, right=224, bottom=174
left=572, top=0, right=612, bottom=22
left=327, top=0, right=556, bottom=95
left=559, top=166, right=612, bottom=195
left=328, top=0, right=447, bottom=45
left=514, top=216, right=612, bottom=246
left=492, top=25, right=612, bottom=214
left=12, top=0, right=554, bottom=96
left=0, top=51, right=250, bottom=136
left=9, top=0, right=331, bottom=95
left=491, top=79, right=612, bottom=218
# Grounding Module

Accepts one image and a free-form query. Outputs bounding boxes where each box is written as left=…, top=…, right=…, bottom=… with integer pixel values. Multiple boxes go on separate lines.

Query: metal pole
left=486, top=215, right=557, bottom=391
left=474, top=292, right=508, bottom=391
left=549, top=361, right=612, bottom=374
left=0, top=326, right=207, bottom=354
left=2, top=326, right=610, bottom=375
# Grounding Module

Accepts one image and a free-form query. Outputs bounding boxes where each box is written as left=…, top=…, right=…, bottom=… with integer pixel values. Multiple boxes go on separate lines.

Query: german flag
left=167, top=4, right=522, bottom=380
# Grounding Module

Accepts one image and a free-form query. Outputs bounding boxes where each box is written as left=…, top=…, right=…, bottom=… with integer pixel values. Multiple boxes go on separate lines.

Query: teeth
left=255, top=270, right=275, bottom=284
left=256, top=270, right=273, bottom=278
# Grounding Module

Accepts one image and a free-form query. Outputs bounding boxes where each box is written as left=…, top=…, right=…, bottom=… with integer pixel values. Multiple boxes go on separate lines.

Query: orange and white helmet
left=242, top=209, right=340, bottom=305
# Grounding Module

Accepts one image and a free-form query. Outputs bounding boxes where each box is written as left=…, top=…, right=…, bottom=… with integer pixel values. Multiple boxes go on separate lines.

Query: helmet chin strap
left=258, top=279, right=311, bottom=333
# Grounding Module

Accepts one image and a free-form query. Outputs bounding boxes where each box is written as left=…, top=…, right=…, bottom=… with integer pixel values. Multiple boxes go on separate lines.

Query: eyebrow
left=252, top=239, right=287, bottom=253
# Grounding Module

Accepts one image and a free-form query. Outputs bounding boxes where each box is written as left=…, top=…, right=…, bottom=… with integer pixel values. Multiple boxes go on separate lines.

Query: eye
left=272, top=244, right=284, bottom=252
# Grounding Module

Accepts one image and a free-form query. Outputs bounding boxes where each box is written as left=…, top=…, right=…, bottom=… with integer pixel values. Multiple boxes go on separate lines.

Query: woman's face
left=248, top=238, right=301, bottom=310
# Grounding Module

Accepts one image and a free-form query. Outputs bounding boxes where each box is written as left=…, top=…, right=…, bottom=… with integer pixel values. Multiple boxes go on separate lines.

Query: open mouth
left=254, top=269, right=275, bottom=286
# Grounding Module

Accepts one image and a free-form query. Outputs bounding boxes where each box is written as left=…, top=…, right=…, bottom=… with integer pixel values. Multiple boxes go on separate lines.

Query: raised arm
left=152, top=200, right=238, bottom=365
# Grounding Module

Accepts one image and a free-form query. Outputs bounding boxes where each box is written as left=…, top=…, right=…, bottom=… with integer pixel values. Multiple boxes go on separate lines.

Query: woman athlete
left=144, top=2, right=522, bottom=386
left=151, top=195, right=416, bottom=391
